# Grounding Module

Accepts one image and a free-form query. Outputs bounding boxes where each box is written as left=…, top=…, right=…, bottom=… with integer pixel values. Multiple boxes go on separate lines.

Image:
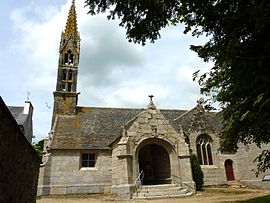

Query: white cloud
left=4, top=0, right=213, bottom=141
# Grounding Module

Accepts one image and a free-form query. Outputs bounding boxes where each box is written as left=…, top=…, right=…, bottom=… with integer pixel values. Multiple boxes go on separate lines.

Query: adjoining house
left=0, top=97, right=41, bottom=203
left=37, top=1, right=270, bottom=199
left=7, top=100, right=34, bottom=143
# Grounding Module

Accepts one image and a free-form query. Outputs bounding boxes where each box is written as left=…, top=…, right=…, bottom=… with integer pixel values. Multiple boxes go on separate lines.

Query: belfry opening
left=139, top=143, right=171, bottom=185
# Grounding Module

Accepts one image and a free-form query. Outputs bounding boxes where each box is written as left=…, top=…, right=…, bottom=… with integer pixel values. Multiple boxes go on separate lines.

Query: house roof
left=7, top=106, right=27, bottom=126
left=0, top=97, right=41, bottom=163
left=50, top=106, right=187, bottom=150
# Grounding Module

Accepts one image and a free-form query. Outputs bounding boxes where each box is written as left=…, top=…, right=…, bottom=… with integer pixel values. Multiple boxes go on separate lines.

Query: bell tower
left=52, top=0, right=80, bottom=123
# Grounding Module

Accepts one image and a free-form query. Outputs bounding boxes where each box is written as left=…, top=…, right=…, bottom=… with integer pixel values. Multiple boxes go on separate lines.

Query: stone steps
left=228, top=180, right=247, bottom=188
left=132, top=184, right=193, bottom=199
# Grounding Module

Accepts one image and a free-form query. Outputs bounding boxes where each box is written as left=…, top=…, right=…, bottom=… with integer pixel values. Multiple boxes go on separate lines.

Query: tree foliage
left=190, top=154, right=204, bottom=191
left=32, top=140, right=44, bottom=158
left=85, top=0, right=270, bottom=172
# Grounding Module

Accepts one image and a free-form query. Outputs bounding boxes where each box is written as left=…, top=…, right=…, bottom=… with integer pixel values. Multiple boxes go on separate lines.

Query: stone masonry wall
left=0, top=98, right=41, bottom=203
left=234, top=143, right=270, bottom=187
left=38, top=149, right=112, bottom=195
left=189, top=131, right=270, bottom=187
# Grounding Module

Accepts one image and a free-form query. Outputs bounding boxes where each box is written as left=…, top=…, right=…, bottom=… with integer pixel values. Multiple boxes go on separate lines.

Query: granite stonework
left=189, top=131, right=270, bottom=187
left=38, top=149, right=112, bottom=196
left=111, top=103, right=194, bottom=198
left=0, top=97, right=41, bottom=203
left=38, top=1, right=270, bottom=199
left=38, top=99, right=270, bottom=197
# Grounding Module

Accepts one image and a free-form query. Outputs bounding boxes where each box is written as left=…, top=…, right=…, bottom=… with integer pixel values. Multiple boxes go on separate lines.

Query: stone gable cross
left=149, top=95, right=154, bottom=101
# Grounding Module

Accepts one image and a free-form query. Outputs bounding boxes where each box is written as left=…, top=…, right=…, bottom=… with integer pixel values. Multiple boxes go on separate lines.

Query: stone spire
left=64, top=0, right=78, bottom=37
left=55, top=0, right=80, bottom=93
left=147, top=95, right=156, bottom=109
left=52, top=0, right=80, bottom=125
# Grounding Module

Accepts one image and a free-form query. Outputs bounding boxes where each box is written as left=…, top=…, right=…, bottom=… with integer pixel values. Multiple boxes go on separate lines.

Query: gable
left=175, top=104, right=222, bottom=134
left=124, top=107, right=182, bottom=146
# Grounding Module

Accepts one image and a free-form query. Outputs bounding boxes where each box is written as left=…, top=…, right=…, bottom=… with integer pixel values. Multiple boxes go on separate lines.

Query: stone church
left=38, top=1, right=270, bottom=198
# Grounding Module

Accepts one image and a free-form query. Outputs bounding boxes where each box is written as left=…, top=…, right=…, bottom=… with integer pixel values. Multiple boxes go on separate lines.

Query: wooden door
left=225, top=159, right=235, bottom=181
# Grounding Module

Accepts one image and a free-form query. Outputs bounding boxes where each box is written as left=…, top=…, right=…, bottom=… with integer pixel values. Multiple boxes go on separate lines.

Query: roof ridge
left=77, top=106, right=188, bottom=111
left=7, top=106, right=24, bottom=108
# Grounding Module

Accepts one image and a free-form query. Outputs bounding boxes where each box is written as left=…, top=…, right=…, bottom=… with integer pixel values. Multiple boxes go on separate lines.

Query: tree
left=85, top=0, right=270, bottom=173
left=32, top=140, right=44, bottom=158
left=190, top=154, right=204, bottom=191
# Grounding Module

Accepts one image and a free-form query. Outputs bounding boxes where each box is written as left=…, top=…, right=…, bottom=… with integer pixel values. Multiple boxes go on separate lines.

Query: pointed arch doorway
left=225, top=159, right=235, bottom=181
left=139, top=143, right=171, bottom=185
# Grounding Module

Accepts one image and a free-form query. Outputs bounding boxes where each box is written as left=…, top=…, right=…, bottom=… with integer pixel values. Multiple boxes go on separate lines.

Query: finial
left=72, top=0, right=76, bottom=6
left=147, top=95, right=156, bottom=109
left=197, top=97, right=204, bottom=105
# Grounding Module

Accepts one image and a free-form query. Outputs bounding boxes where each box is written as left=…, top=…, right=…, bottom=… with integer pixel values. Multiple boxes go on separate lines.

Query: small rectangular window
left=81, top=153, right=95, bottom=167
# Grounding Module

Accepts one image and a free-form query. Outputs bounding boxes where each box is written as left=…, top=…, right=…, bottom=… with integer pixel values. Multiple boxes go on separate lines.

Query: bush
left=190, top=154, right=204, bottom=191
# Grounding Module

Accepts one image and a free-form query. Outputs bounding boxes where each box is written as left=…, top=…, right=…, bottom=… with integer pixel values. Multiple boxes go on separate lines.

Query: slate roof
left=7, top=106, right=27, bottom=126
left=50, top=106, right=187, bottom=150
left=50, top=104, right=223, bottom=150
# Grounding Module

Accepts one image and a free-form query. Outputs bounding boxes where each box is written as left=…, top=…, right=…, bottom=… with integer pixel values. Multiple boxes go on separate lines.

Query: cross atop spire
left=64, top=0, right=78, bottom=37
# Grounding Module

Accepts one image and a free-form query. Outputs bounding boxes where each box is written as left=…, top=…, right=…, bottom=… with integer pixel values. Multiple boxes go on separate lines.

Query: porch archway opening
left=138, top=143, right=171, bottom=185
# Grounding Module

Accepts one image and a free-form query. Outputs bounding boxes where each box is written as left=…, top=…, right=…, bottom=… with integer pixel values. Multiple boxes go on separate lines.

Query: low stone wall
left=0, top=97, right=41, bottom=203
left=38, top=149, right=112, bottom=196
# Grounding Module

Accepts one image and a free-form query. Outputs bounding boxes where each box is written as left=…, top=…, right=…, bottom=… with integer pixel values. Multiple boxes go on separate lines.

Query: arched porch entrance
left=225, top=159, right=235, bottom=181
left=139, top=143, right=171, bottom=185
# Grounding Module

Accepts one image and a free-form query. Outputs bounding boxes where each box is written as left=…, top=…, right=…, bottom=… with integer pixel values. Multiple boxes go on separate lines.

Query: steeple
left=64, top=0, right=78, bottom=38
left=52, top=0, right=80, bottom=123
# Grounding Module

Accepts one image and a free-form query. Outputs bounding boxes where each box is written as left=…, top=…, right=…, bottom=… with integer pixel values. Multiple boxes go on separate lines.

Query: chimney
left=23, top=101, right=34, bottom=115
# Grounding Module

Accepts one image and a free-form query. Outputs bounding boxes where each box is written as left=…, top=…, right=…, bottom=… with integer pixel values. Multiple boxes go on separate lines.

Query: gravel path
left=37, top=188, right=270, bottom=203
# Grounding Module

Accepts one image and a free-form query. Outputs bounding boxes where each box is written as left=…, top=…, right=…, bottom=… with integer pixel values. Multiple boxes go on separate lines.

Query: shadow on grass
left=239, top=195, right=270, bottom=203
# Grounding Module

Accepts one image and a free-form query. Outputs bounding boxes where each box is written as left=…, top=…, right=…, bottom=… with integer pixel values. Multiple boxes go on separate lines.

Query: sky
left=0, top=0, right=212, bottom=142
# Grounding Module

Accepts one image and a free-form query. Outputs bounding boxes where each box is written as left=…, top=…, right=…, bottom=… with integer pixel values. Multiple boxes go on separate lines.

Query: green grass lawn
left=240, top=194, right=270, bottom=203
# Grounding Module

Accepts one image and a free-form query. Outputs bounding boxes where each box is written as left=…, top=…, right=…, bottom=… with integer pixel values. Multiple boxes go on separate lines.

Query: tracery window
left=196, top=135, right=213, bottom=165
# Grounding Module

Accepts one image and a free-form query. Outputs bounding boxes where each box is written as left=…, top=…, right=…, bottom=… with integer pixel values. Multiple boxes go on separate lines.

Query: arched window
left=64, top=50, right=74, bottom=65
left=196, top=135, right=213, bottom=165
